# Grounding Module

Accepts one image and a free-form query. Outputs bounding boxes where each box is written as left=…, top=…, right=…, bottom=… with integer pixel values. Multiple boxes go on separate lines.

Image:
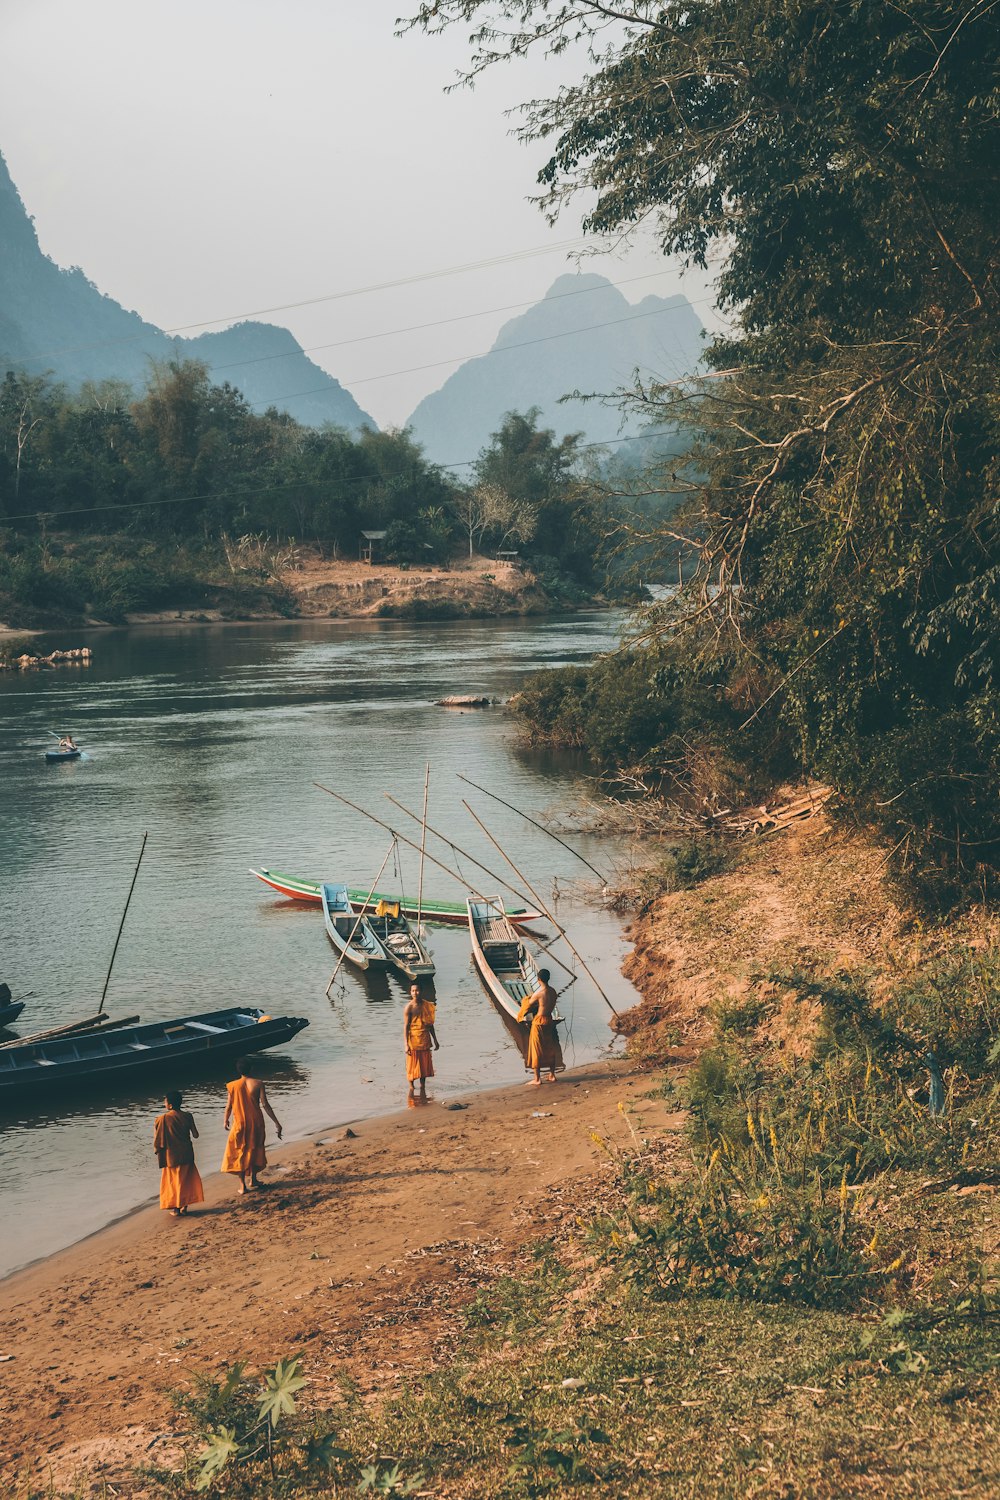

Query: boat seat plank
left=184, top=1021, right=225, bottom=1034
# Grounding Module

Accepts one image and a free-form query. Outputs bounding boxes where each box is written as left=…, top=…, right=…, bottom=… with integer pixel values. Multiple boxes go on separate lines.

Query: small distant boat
left=0, top=1007, right=309, bottom=1100
left=321, top=883, right=393, bottom=971
left=468, top=895, right=548, bottom=1027
left=0, top=1000, right=25, bottom=1027
left=252, top=867, right=542, bottom=927
left=45, top=747, right=82, bottom=763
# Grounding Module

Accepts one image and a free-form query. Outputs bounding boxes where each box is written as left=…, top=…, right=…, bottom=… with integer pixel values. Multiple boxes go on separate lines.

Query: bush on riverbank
left=0, top=532, right=297, bottom=625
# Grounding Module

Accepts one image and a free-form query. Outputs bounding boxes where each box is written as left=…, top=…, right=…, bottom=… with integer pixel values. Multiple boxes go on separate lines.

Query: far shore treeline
left=0, top=360, right=655, bottom=626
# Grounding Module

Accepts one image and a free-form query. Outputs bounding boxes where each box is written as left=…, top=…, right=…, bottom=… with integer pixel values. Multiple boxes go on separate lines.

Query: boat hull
left=45, top=749, right=81, bottom=763
left=0, top=1007, right=309, bottom=1101
left=251, top=868, right=542, bottom=927
left=321, top=884, right=392, bottom=971
left=0, top=1001, right=25, bottom=1027
left=467, top=896, right=541, bottom=1025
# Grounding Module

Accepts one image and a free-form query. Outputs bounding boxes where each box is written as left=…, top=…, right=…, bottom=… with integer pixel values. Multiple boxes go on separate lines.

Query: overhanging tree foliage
left=407, top=1, right=1000, bottom=889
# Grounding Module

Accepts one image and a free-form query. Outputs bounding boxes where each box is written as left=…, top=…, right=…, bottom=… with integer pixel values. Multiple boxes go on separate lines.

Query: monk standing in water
left=517, top=968, right=565, bottom=1085
left=404, top=982, right=439, bottom=1098
left=153, top=1091, right=204, bottom=1217
left=221, top=1063, right=282, bottom=1194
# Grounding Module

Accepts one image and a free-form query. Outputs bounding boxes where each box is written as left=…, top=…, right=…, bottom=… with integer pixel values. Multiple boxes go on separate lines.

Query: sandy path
left=0, top=1060, right=679, bottom=1489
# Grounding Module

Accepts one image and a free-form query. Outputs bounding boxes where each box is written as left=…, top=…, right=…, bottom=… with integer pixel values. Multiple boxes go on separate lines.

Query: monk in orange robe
left=517, top=968, right=565, bottom=1085
left=154, top=1090, right=205, bottom=1216
left=404, top=982, right=439, bottom=1098
left=221, top=1064, right=283, bottom=1194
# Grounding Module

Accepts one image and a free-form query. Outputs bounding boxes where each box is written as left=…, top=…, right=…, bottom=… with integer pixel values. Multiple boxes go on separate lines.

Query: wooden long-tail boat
left=467, top=896, right=546, bottom=1025
left=0, top=1007, right=309, bottom=1101
left=251, top=867, right=542, bottom=927
left=0, top=1000, right=25, bottom=1027
left=321, top=883, right=393, bottom=971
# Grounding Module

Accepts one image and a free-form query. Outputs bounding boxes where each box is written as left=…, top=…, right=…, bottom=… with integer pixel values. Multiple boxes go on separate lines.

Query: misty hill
left=0, top=151, right=375, bottom=432
left=406, top=272, right=704, bottom=466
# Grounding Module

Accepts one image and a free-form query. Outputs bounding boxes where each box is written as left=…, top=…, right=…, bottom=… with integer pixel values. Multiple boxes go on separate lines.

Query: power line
left=243, top=303, right=704, bottom=409
left=13, top=237, right=593, bottom=367
left=197, top=268, right=696, bottom=379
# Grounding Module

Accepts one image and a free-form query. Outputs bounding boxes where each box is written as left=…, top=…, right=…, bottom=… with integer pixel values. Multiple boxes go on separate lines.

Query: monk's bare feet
left=169, top=1208, right=180, bottom=1216
left=237, top=1184, right=247, bottom=1195
left=546, top=1074, right=558, bottom=1083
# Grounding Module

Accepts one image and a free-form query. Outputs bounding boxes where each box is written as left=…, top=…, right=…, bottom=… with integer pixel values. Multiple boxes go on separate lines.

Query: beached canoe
left=250, top=867, right=542, bottom=927
left=467, top=896, right=545, bottom=1024
left=0, top=1007, right=309, bottom=1100
left=321, top=883, right=393, bottom=971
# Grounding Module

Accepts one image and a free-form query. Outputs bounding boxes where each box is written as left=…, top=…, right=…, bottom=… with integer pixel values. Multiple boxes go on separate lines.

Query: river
left=0, top=613, right=638, bottom=1276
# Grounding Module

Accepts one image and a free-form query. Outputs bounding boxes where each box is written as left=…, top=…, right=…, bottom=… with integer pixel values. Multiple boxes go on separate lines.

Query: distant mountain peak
left=406, top=271, right=704, bottom=466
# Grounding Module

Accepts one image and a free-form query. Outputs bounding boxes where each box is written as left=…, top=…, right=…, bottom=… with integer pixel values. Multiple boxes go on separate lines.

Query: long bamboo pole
left=313, top=784, right=571, bottom=974
left=462, top=799, right=620, bottom=1021
left=98, top=830, right=148, bottom=1014
left=326, top=840, right=397, bottom=995
left=382, top=793, right=575, bottom=977
left=383, top=793, right=539, bottom=916
left=417, top=762, right=430, bottom=932
left=456, top=773, right=607, bottom=885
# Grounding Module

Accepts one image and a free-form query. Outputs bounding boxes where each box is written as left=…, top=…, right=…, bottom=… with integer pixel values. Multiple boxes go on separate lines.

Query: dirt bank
left=617, top=811, right=993, bottom=1062
left=122, top=554, right=572, bottom=627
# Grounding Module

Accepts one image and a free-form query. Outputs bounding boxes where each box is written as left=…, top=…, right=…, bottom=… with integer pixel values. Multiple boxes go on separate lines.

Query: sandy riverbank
left=0, top=552, right=593, bottom=634
left=0, top=1057, right=679, bottom=1490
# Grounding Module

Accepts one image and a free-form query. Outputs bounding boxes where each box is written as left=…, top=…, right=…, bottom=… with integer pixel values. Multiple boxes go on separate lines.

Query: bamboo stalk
left=417, top=762, right=430, bottom=932
left=313, top=783, right=570, bottom=974
left=99, top=831, right=148, bottom=1014
left=326, top=840, right=398, bottom=995
left=456, top=773, right=607, bottom=884
left=0, top=1013, right=112, bottom=1051
left=382, top=793, right=574, bottom=978
left=462, top=800, right=620, bottom=1021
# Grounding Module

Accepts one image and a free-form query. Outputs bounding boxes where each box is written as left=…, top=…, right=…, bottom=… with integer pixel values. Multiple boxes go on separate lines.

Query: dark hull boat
left=45, top=748, right=82, bottom=763
left=0, top=1007, right=309, bottom=1101
left=0, top=1001, right=26, bottom=1027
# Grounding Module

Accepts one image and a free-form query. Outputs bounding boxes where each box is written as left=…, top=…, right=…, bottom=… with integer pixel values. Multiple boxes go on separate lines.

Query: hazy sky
left=0, top=0, right=720, bottom=428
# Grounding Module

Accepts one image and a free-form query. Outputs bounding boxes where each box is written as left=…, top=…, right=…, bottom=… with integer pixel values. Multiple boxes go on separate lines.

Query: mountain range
left=1, top=150, right=705, bottom=459
left=0, top=151, right=375, bottom=432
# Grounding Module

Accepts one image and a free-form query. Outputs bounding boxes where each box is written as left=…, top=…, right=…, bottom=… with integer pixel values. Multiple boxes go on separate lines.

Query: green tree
left=410, top=1, right=1000, bottom=888
left=473, top=408, right=597, bottom=577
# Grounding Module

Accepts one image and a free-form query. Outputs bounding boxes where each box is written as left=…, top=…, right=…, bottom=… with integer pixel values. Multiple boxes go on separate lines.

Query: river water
left=0, top=613, right=638, bottom=1277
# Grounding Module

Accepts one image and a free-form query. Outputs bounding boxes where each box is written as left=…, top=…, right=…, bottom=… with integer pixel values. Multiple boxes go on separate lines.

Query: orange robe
left=517, top=991, right=565, bottom=1074
left=221, top=1077, right=267, bottom=1175
left=154, top=1109, right=205, bottom=1211
left=406, top=1000, right=436, bottom=1082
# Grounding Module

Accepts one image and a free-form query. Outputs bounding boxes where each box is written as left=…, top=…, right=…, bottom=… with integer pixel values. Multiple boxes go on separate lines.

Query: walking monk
left=517, top=968, right=565, bottom=1085
left=154, top=1090, right=204, bottom=1217
left=404, top=982, right=439, bottom=1099
left=221, top=1063, right=283, bottom=1194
